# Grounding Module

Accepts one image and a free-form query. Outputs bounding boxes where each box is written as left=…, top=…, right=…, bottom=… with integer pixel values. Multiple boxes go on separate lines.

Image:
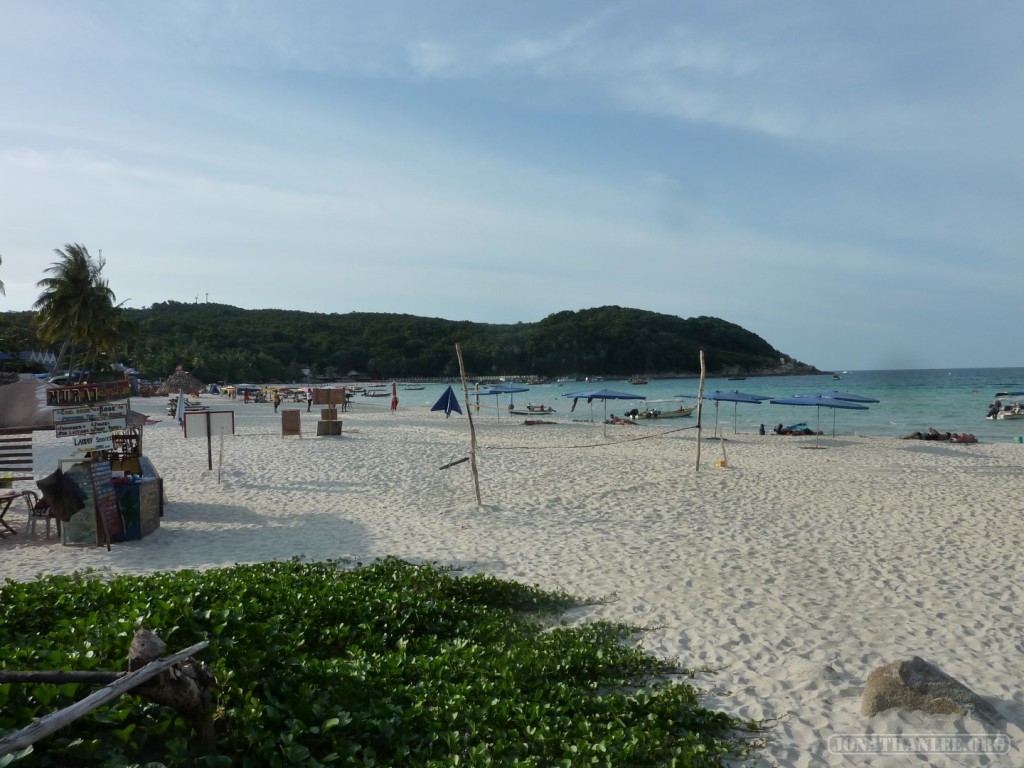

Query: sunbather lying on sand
left=901, top=428, right=977, bottom=443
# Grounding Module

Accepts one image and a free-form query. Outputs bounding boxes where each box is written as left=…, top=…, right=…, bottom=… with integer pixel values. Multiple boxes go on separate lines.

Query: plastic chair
left=23, top=490, right=58, bottom=538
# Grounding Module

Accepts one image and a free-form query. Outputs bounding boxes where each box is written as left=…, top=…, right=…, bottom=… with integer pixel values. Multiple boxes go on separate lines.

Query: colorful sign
left=47, top=380, right=131, bottom=407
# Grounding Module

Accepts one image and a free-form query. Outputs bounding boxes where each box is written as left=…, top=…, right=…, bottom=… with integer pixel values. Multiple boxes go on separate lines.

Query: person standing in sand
left=273, top=392, right=281, bottom=413
left=306, top=387, right=313, bottom=412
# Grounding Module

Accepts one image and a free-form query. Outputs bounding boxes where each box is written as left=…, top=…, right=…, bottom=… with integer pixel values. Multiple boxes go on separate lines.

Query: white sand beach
left=2, top=393, right=1022, bottom=767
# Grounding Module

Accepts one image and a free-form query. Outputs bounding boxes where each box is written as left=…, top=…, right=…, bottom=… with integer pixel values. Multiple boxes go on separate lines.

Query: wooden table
left=0, top=490, right=20, bottom=538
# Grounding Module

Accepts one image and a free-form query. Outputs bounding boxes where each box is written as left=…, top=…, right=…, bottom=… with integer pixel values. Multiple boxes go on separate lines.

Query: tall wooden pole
left=455, top=344, right=482, bottom=506
left=695, top=350, right=706, bottom=471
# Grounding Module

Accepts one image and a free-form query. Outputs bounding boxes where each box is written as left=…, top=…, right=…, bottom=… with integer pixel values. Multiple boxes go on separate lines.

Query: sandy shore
left=3, top=393, right=1022, bottom=767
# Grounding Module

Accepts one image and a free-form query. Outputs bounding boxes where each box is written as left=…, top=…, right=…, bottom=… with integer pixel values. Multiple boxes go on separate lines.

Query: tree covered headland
left=3, top=300, right=817, bottom=383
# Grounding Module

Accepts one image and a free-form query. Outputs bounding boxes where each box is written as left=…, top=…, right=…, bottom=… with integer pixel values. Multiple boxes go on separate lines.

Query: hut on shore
left=157, top=371, right=205, bottom=397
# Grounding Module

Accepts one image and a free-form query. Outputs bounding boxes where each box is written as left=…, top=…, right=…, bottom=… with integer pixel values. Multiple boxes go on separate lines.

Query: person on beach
left=759, top=423, right=766, bottom=435
left=273, top=392, right=281, bottom=413
left=306, top=388, right=313, bottom=412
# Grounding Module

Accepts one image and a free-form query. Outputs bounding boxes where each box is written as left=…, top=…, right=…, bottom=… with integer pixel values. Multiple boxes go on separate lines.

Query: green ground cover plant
left=0, top=558, right=760, bottom=767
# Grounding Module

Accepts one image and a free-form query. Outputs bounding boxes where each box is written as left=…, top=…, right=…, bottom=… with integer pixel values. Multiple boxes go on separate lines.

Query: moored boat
left=626, top=405, right=695, bottom=420
left=510, top=403, right=557, bottom=416
left=986, top=393, right=1024, bottom=420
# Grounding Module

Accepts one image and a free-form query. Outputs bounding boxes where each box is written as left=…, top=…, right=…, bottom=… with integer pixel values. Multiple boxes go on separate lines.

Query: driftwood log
left=0, top=629, right=215, bottom=756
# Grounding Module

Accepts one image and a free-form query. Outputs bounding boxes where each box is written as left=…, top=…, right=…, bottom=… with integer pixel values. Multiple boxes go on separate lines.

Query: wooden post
left=455, top=343, right=482, bottom=506
left=205, top=412, right=213, bottom=471
left=0, top=635, right=210, bottom=756
left=695, top=350, right=706, bottom=472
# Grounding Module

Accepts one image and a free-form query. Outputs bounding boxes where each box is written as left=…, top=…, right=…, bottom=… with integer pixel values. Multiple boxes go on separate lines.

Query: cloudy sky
left=2, top=2, right=1021, bottom=371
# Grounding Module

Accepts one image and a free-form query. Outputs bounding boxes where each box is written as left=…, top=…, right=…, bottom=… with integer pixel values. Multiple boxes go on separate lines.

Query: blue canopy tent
left=769, top=395, right=869, bottom=447
left=564, top=388, right=646, bottom=435
left=790, top=390, right=879, bottom=437
left=431, top=386, right=462, bottom=418
left=475, top=384, right=529, bottom=418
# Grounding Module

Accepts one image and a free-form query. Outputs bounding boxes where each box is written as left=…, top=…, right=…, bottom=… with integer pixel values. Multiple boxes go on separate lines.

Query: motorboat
left=626, top=405, right=695, bottom=421
left=987, top=393, right=1024, bottom=420
left=509, top=403, right=557, bottom=416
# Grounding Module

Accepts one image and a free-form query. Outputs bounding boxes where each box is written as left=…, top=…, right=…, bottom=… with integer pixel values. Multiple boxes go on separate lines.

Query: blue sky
left=2, top=2, right=1021, bottom=371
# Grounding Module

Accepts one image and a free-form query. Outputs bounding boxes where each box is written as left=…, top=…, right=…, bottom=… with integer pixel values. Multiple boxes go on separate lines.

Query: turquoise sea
left=379, top=367, right=1024, bottom=443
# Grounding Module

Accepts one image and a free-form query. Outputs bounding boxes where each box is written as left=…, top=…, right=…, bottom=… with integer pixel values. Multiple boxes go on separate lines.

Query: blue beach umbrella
left=706, top=390, right=770, bottom=435
left=475, top=384, right=530, bottom=417
left=786, top=391, right=876, bottom=438
left=431, top=386, right=462, bottom=418
left=796, top=390, right=880, bottom=404
left=677, top=390, right=771, bottom=435
left=769, top=395, right=868, bottom=447
left=564, top=388, right=646, bottom=433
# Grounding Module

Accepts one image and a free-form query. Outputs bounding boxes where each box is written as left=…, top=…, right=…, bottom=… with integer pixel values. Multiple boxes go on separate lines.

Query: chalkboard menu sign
left=90, top=460, right=124, bottom=545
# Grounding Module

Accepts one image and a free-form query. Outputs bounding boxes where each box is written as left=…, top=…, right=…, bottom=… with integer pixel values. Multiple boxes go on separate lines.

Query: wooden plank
left=0, top=641, right=209, bottom=756
left=438, top=457, right=469, bottom=470
left=0, top=430, right=34, bottom=481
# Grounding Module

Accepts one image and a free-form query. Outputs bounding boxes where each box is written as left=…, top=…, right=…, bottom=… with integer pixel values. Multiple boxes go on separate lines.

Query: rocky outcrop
left=862, top=656, right=1001, bottom=725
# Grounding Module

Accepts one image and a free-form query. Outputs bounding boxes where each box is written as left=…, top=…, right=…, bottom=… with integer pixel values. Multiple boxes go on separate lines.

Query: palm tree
left=33, top=244, right=119, bottom=374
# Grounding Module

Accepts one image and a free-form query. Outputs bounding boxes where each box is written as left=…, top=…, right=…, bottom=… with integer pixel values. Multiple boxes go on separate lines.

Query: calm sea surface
left=378, top=368, right=1024, bottom=443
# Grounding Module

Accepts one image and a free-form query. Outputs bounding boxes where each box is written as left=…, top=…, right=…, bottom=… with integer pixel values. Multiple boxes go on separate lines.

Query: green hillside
left=2, top=302, right=818, bottom=383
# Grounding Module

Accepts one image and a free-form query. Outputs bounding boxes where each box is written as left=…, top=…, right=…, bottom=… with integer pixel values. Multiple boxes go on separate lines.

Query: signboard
left=184, top=410, right=235, bottom=473
left=56, top=417, right=126, bottom=438
left=313, top=387, right=348, bottom=406
left=55, top=403, right=130, bottom=424
left=93, top=402, right=129, bottom=417
left=47, top=380, right=131, bottom=407
left=90, top=460, right=124, bottom=544
left=183, top=410, right=235, bottom=438
left=73, top=433, right=114, bottom=452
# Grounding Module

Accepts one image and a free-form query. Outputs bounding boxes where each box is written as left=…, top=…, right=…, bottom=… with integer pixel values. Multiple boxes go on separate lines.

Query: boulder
left=861, top=656, right=1001, bottom=724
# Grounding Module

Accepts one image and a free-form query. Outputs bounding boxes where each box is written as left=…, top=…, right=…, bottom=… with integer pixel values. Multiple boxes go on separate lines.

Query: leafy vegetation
left=2, top=300, right=816, bottom=384
left=30, top=245, right=132, bottom=375
left=0, top=558, right=759, bottom=767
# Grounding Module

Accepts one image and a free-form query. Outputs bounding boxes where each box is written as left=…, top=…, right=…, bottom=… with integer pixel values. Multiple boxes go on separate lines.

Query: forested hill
left=123, top=302, right=818, bottom=382
left=4, top=302, right=820, bottom=383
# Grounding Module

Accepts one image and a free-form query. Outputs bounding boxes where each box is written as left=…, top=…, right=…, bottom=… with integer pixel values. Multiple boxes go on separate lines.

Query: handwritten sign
left=54, top=402, right=130, bottom=425
left=73, top=433, right=114, bottom=452
left=90, top=460, right=124, bottom=543
left=57, top=417, right=127, bottom=438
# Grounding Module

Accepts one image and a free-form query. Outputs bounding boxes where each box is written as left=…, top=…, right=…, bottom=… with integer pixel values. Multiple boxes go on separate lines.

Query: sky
left=1, top=2, right=1022, bottom=372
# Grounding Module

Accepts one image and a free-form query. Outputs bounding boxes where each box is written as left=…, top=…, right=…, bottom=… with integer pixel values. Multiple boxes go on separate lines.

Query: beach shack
left=47, top=381, right=163, bottom=547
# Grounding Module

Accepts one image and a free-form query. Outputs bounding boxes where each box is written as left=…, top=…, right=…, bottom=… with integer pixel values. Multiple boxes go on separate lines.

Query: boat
left=509, top=403, right=557, bottom=416
left=629, top=374, right=649, bottom=385
left=626, top=405, right=695, bottom=421
left=728, top=376, right=746, bottom=381
left=987, top=392, right=1024, bottom=420
left=402, top=384, right=425, bottom=391
left=832, top=373, right=842, bottom=380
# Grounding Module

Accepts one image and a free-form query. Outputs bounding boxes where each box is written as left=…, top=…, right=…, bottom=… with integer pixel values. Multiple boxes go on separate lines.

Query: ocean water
left=380, top=368, right=1024, bottom=443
